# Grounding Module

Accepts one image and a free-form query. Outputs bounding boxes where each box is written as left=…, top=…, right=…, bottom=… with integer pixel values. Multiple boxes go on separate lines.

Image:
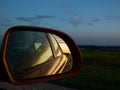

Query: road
left=0, top=82, right=78, bottom=90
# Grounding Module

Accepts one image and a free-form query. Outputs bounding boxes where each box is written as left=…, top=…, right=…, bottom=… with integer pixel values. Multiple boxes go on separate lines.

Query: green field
left=51, top=50, right=120, bottom=89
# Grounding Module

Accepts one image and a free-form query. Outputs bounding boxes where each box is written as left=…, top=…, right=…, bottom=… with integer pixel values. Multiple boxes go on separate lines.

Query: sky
left=0, top=0, right=120, bottom=46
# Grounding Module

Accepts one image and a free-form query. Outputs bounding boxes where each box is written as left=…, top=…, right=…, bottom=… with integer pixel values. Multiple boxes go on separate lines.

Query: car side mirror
left=1, top=26, right=82, bottom=85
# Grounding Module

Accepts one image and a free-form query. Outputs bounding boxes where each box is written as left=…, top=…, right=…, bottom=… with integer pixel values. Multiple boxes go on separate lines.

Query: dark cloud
left=91, top=17, right=100, bottom=22
left=16, top=15, right=55, bottom=22
left=35, top=15, right=55, bottom=19
left=16, top=17, right=32, bottom=22
left=86, top=17, right=100, bottom=26
left=105, top=16, right=120, bottom=20
left=70, top=16, right=81, bottom=26
left=66, top=16, right=100, bottom=26
left=61, top=4, right=81, bottom=27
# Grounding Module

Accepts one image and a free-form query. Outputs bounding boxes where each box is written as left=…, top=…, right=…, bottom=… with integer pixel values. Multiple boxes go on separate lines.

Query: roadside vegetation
left=51, top=49, right=120, bottom=89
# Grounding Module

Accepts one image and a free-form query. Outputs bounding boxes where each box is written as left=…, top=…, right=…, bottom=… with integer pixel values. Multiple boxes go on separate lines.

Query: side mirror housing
left=1, top=26, right=82, bottom=85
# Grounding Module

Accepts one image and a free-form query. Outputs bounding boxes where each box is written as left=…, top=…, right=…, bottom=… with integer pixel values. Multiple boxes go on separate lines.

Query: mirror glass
left=6, top=30, right=73, bottom=80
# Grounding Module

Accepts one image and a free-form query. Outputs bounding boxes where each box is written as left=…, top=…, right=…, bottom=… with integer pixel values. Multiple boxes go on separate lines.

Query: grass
left=51, top=50, right=120, bottom=89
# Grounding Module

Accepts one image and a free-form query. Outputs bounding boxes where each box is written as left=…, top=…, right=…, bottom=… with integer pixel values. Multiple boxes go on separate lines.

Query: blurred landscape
left=0, top=33, right=120, bottom=89
left=79, top=45, right=120, bottom=51
left=51, top=45, right=120, bottom=90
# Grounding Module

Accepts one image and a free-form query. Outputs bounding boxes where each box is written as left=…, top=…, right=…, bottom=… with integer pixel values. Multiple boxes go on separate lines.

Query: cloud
left=70, top=16, right=81, bottom=26
left=67, top=16, right=100, bottom=26
left=16, top=15, right=55, bottom=22
left=105, top=15, right=120, bottom=20
left=16, top=17, right=33, bottom=22
left=35, top=15, right=55, bottom=19
left=61, top=4, right=82, bottom=27
left=86, top=17, right=100, bottom=26
left=91, top=17, right=100, bottom=22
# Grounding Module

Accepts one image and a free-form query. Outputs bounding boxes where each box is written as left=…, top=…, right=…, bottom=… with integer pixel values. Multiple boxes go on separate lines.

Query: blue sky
left=0, top=0, right=120, bottom=46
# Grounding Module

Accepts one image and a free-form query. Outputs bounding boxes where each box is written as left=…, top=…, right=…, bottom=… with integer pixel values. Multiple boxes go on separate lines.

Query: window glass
left=7, top=30, right=53, bottom=75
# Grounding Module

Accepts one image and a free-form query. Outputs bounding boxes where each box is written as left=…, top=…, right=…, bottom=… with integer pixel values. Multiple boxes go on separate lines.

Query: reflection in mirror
left=53, top=35, right=71, bottom=54
left=6, top=30, right=73, bottom=80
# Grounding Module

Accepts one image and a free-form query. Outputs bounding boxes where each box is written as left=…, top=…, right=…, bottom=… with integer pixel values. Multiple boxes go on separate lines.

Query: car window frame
left=47, top=34, right=63, bottom=58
